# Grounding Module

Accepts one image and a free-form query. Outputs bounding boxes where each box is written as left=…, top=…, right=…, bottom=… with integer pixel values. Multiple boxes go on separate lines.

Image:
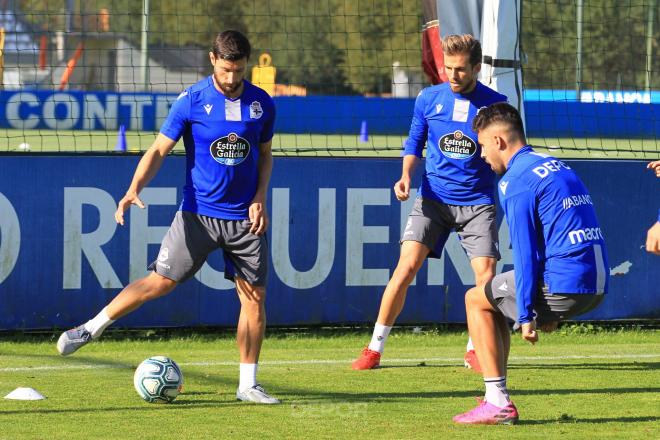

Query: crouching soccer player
left=453, top=102, right=609, bottom=425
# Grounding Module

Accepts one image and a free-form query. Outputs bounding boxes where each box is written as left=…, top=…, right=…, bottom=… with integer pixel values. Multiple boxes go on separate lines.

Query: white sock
left=466, top=337, right=474, bottom=352
left=367, top=323, right=392, bottom=354
left=83, top=307, right=115, bottom=339
left=484, top=376, right=511, bottom=408
left=239, top=363, right=258, bottom=391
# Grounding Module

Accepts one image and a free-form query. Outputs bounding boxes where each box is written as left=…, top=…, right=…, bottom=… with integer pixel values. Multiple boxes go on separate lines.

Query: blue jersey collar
left=506, top=145, right=534, bottom=170
left=449, top=80, right=482, bottom=98
left=208, top=75, right=246, bottom=101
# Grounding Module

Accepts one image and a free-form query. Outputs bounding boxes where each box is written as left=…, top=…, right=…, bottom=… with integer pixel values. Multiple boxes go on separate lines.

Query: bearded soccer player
left=453, top=102, right=608, bottom=424
left=57, top=30, right=280, bottom=404
left=352, top=34, right=507, bottom=371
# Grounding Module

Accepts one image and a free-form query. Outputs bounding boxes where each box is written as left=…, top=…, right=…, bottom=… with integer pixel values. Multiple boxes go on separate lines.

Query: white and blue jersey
left=160, top=76, right=275, bottom=220
left=403, top=81, right=507, bottom=205
left=499, top=146, right=609, bottom=323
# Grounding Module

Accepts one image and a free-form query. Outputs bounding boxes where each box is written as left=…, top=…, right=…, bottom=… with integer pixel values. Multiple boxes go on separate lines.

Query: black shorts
left=148, top=211, right=268, bottom=286
left=402, top=197, right=500, bottom=260
left=485, top=270, right=604, bottom=324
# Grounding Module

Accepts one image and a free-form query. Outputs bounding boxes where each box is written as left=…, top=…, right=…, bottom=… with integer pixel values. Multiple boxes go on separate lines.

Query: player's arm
left=395, top=155, right=419, bottom=201
left=397, top=91, right=427, bottom=201
left=647, top=160, right=660, bottom=177
left=115, top=134, right=177, bottom=226
left=249, top=139, right=273, bottom=235
left=503, top=185, right=541, bottom=343
left=644, top=163, right=660, bottom=254
left=647, top=210, right=660, bottom=255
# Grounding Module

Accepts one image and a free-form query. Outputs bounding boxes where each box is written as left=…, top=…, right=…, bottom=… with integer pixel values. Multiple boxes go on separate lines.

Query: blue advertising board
left=1, top=90, right=658, bottom=138
left=0, top=156, right=657, bottom=330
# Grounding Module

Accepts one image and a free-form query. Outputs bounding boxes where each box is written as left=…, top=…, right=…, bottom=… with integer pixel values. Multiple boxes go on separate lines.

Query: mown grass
left=1, top=128, right=657, bottom=159
left=0, top=325, right=657, bottom=439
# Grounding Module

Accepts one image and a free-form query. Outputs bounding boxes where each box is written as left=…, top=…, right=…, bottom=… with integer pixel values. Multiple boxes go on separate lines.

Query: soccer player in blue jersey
left=645, top=160, right=660, bottom=255
left=57, top=30, right=280, bottom=404
left=453, top=102, right=608, bottom=424
left=352, top=34, right=507, bottom=371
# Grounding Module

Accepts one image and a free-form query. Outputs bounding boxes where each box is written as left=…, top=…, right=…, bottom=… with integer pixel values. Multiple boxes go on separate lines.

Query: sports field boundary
left=2, top=353, right=658, bottom=373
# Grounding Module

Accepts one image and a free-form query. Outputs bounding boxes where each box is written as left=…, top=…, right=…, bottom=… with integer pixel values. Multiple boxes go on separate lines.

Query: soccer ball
left=133, top=356, right=183, bottom=403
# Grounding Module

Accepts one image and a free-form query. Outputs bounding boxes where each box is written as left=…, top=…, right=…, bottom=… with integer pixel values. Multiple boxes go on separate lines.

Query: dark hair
left=472, top=102, right=526, bottom=138
left=212, top=30, right=251, bottom=61
left=442, top=34, right=481, bottom=67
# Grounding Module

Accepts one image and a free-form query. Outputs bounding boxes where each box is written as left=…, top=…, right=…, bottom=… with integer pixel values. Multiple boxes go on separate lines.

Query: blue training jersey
left=160, top=76, right=275, bottom=219
left=499, top=146, right=609, bottom=323
left=403, top=81, right=507, bottom=205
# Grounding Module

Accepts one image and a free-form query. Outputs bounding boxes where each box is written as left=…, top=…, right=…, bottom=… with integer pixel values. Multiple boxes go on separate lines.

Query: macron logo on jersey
left=568, top=227, right=604, bottom=244
left=436, top=104, right=443, bottom=114
left=203, top=104, right=213, bottom=115
left=499, top=180, right=509, bottom=195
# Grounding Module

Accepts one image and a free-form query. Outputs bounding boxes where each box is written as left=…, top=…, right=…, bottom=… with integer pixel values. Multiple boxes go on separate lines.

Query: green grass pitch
left=1, top=129, right=658, bottom=159
left=0, top=326, right=658, bottom=439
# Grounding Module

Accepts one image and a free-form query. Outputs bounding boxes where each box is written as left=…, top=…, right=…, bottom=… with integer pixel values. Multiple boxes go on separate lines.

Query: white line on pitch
left=0, top=353, right=658, bottom=372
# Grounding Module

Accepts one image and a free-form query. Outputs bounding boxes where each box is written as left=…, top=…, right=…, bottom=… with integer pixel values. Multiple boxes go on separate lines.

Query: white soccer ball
left=133, top=356, right=183, bottom=403
left=17, top=142, right=31, bottom=151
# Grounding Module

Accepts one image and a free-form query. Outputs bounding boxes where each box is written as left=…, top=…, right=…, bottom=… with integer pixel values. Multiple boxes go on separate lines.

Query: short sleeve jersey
left=160, top=77, right=275, bottom=220
left=499, top=146, right=609, bottom=323
left=403, top=81, right=507, bottom=205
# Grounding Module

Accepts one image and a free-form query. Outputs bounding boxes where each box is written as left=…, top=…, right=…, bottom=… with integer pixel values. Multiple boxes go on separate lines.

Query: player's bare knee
left=236, top=279, right=266, bottom=304
left=141, top=273, right=177, bottom=301
left=465, top=287, right=478, bottom=305
left=240, top=296, right=266, bottom=320
left=465, top=286, right=486, bottom=308
left=393, top=262, right=419, bottom=285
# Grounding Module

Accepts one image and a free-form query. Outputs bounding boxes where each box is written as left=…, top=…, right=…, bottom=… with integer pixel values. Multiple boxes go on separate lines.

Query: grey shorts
left=148, top=211, right=268, bottom=286
left=401, top=197, right=500, bottom=259
left=485, top=270, right=604, bottom=324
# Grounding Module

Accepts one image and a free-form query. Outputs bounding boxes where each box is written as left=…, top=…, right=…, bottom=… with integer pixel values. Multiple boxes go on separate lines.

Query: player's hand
left=646, top=221, right=660, bottom=255
left=647, top=160, right=660, bottom=178
left=521, top=321, right=539, bottom=344
left=115, top=191, right=145, bottom=226
left=394, top=177, right=411, bottom=201
left=249, top=200, right=268, bottom=235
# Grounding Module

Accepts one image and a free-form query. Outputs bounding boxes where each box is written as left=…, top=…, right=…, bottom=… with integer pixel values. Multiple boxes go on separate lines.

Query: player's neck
left=504, top=143, right=527, bottom=169
left=461, top=80, right=477, bottom=94
left=225, top=82, right=244, bottom=100
left=212, top=76, right=244, bottom=99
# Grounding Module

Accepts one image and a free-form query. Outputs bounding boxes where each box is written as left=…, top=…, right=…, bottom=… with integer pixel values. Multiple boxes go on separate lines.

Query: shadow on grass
left=509, top=361, right=660, bottom=371
left=5, top=354, right=658, bottom=417
left=373, top=363, right=450, bottom=369
left=0, top=400, right=241, bottom=416
left=3, top=352, right=239, bottom=388
left=262, top=385, right=660, bottom=405
left=519, top=415, right=659, bottom=425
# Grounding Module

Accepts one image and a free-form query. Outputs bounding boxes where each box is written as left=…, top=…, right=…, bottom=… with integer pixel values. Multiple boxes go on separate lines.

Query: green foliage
left=15, top=1, right=658, bottom=93
left=522, top=0, right=658, bottom=90
left=17, top=0, right=422, bottom=95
